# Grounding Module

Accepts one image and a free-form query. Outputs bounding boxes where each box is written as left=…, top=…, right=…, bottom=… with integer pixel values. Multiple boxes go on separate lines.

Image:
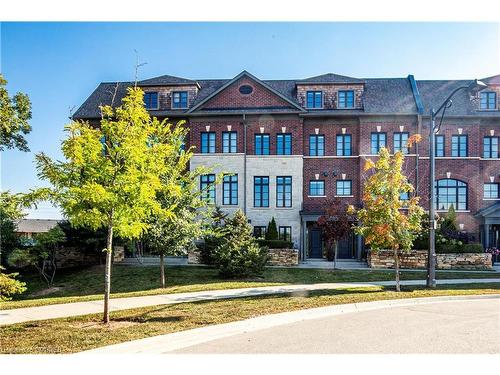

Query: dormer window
left=306, top=91, right=323, bottom=109
left=480, top=92, right=497, bottom=110
left=338, top=90, right=355, bottom=109
left=172, top=91, right=188, bottom=109
left=144, top=92, right=159, bottom=110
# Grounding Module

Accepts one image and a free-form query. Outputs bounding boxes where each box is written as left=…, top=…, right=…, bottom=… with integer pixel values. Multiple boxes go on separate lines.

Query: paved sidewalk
left=1, top=278, right=499, bottom=326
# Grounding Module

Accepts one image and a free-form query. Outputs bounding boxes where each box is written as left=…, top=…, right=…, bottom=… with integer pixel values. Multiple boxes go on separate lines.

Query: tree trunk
left=160, top=253, right=166, bottom=288
left=333, top=241, right=338, bottom=270
left=394, top=247, right=401, bottom=292
left=103, top=219, right=114, bottom=324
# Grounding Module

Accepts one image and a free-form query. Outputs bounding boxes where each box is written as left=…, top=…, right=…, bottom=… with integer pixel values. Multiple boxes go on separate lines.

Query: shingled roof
left=299, top=73, right=364, bottom=84
left=138, top=74, right=199, bottom=86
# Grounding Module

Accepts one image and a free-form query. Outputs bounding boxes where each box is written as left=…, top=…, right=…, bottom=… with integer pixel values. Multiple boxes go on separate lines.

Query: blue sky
left=1, top=22, right=499, bottom=218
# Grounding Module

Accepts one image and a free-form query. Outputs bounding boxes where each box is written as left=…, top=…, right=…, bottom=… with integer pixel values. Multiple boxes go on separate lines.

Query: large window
left=309, top=135, right=325, bottom=156
left=253, top=226, right=267, bottom=238
left=393, top=132, right=409, bottom=154
left=480, top=92, right=497, bottom=110
left=276, top=176, right=292, bottom=207
left=435, top=179, right=467, bottom=210
left=451, top=135, right=468, bottom=157
left=276, top=133, right=292, bottom=155
left=484, top=183, right=499, bottom=199
left=254, top=176, right=269, bottom=207
left=336, top=180, right=352, bottom=196
left=435, top=135, right=445, bottom=157
left=371, top=133, right=386, bottom=154
left=222, top=131, right=237, bottom=153
left=306, top=91, right=323, bottom=109
left=172, top=91, right=188, bottom=109
left=338, top=90, right=355, bottom=109
left=309, top=180, right=325, bottom=196
left=279, top=226, right=292, bottom=242
left=483, top=136, right=499, bottom=159
left=200, top=174, right=216, bottom=204
left=144, top=92, right=159, bottom=109
left=223, top=174, right=238, bottom=205
left=255, top=134, right=270, bottom=155
left=336, top=134, right=352, bottom=156
left=200, top=132, right=216, bottom=153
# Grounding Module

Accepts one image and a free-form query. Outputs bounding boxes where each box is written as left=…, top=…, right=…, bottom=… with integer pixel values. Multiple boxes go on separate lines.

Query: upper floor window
left=435, top=179, right=467, bottom=210
left=254, top=134, right=270, bottom=155
left=276, top=176, right=292, bottom=207
left=338, top=90, right=355, bottom=109
left=336, top=180, right=352, bottom=196
left=309, top=180, right=325, bottom=196
left=306, top=91, right=323, bottom=109
left=222, top=131, right=237, bottom=153
left=200, top=174, right=216, bottom=204
left=483, top=136, right=499, bottom=159
left=309, top=135, right=324, bottom=156
left=144, top=92, right=159, bottom=109
left=451, top=135, right=468, bottom=157
left=276, top=133, right=292, bottom=155
left=336, top=134, right=352, bottom=156
left=223, top=174, right=238, bottom=205
left=394, top=132, right=409, bottom=154
left=400, top=191, right=410, bottom=201
left=484, top=183, right=499, bottom=199
left=371, top=132, right=386, bottom=154
left=254, top=176, right=269, bottom=208
left=279, top=226, right=292, bottom=242
left=435, top=135, right=445, bottom=157
left=480, top=92, right=497, bottom=110
left=172, top=91, right=188, bottom=109
left=200, top=132, right=216, bottom=153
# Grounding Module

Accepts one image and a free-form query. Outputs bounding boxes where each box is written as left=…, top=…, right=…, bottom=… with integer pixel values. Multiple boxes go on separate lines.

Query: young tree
left=350, top=137, right=424, bottom=292
left=317, top=197, right=352, bottom=268
left=0, top=191, right=26, bottom=266
left=34, top=87, right=186, bottom=322
left=0, top=74, right=32, bottom=152
left=265, top=217, right=279, bottom=240
left=0, top=266, right=26, bottom=301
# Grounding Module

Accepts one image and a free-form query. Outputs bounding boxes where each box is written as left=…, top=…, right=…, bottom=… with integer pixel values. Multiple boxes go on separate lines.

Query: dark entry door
left=309, top=229, right=323, bottom=258
left=337, top=233, right=354, bottom=259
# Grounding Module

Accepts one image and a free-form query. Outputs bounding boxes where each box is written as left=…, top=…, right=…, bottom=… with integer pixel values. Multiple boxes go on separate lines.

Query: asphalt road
left=173, top=298, right=500, bottom=354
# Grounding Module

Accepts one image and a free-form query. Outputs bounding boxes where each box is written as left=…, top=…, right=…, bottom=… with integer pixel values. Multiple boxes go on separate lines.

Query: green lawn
left=1, top=283, right=498, bottom=354
left=1, top=264, right=498, bottom=310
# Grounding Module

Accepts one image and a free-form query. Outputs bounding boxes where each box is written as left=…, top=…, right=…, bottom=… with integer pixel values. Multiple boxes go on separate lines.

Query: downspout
left=243, top=113, right=247, bottom=216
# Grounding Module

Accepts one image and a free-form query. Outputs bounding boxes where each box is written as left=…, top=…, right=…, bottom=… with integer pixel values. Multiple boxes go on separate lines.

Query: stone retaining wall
left=55, top=247, right=101, bottom=269
left=187, top=248, right=299, bottom=266
left=188, top=249, right=202, bottom=264
left=368, top=250, right=492, bottom=270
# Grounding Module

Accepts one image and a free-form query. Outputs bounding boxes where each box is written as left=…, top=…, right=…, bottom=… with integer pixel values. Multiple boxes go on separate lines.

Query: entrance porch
left=475, top=202, right=500, bottom=264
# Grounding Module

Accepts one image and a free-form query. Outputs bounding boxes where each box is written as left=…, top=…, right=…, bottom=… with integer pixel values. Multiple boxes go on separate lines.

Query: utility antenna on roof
left=134, top=49, right=148, bottom=87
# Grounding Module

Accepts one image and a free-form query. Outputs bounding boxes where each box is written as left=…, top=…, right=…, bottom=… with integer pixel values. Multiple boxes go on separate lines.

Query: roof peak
left=299, top=72, right=363, bottom=84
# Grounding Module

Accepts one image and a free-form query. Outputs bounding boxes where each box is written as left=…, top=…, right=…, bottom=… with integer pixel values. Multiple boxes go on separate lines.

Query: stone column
left=484, top=224, right=491, bottom=248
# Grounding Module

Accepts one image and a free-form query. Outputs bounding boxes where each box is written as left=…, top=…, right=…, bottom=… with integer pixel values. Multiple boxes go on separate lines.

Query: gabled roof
left=138, top=74, right=199, bottom=87
left=475, top=202, right=500, bottom=218
left=15, top=219, right=60, bottom=233
left=299, top=73, right=364, bottom=84
left=187, top=70, right=305, bottom=113
left=481, top=74, right=500, bottom=85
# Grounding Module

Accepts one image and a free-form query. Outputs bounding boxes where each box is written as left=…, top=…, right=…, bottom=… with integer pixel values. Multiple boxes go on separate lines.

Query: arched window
left=435, top=179, right=467, bottom=211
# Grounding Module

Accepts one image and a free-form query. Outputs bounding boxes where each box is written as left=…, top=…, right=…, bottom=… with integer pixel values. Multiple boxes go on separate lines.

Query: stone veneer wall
left=187, top=248, right=299, bottom=267
left=188, top=248, right=202, bottom=264
left=368, top=250, right=492, bottom=270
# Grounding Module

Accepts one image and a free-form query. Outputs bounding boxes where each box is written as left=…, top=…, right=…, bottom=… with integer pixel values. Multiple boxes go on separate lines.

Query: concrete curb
left=81, top=293, right=500, bottom=354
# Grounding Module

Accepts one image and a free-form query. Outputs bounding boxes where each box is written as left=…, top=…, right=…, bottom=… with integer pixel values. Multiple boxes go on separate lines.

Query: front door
left=309, top=229, right=323, bottom=258
left=337, top=232, right=355, bottom=259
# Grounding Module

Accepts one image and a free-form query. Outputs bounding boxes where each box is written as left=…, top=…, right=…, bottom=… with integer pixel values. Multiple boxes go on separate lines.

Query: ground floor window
left=279, top=226, right=292, bottom=242
left=435, top=178, right=467, bottom=210
left=223, top=174, right=238, bottom=205
left=200, top=174, right=216, bottom=204
left=253, top=226, right=267, bottom=239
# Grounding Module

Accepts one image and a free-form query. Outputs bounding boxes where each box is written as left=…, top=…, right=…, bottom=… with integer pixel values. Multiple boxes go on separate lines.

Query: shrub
left=213, top=210, right=268, bottom=278
left=257, top=239, right=293, bottom=249
left=199, top=234, right=223, bottom=265
left=265, top=217, right=279, bottom=240
left=461, top=243, right=484, bottom=253
left=0, top=266, right=26, bottom=301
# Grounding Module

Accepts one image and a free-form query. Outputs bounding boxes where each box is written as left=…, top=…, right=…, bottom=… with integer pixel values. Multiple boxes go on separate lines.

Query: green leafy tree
left=0, top=74, right=32, bottom=151
left=0, top=191, right=26, bottom=266
left=265, top=217, right=279, bottom=240
left=34, top=87, right=184, bottom=322
left=0, top=266, right=26, bottom=301
left=350, top=137, right=424, bottom=292
left=440, top=206, right=458, bottom=232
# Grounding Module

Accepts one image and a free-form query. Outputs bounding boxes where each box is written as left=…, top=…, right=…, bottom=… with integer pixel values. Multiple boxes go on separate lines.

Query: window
left=483, top=136, right=499, bottom=159
left=276, top=133, right=292, bottom=155
left=435, top=135, right=445, bottom=157
left=306, top=91, right=323, bottom=109
left=239, top=85, right=253, bottom=95
left=451, top=135, right=468, bottom=157
left=400, top=191, right=410, bottom=201
left=223, top=174, right=238, bottom=205
left=200, top=132, right=216, bottom=153
left=309, top=180, right=325, bottom=196
left=279, top=226, right=292, bottom=242
left=484, top=183, right=499, bottom=199
left=338, top=90, right=355, bottom=109
left=144, top=92, right=158, bottom=109
left=371, top=133, right=386, bottom=154
left=336, top=134, right=352, bottom=156
left=336, top=180, right=352, bottom=196
left=253, top=226, right=267, bottom=238
left=480, top=92, right=497, bottom=110
left=254, top=177, right=269, bottom=207
left=200, top=174, right=216, bottom=204
left=222, top=131, right=237, bottom=153
left=309, top=135, right=325, bottom=156
left=254, top=134, right=270, bottom=155
left=276, top=176, right=292, bottom=207
left=435, top=179, right=467, bottom=210
left=393, top=132, right=409, bottom=154
left=172, top=91, right=188, bottom=109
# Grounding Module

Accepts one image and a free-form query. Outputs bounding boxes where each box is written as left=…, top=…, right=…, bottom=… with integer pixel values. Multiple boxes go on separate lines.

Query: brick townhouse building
left=74, top=70, right=500, bottom=263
